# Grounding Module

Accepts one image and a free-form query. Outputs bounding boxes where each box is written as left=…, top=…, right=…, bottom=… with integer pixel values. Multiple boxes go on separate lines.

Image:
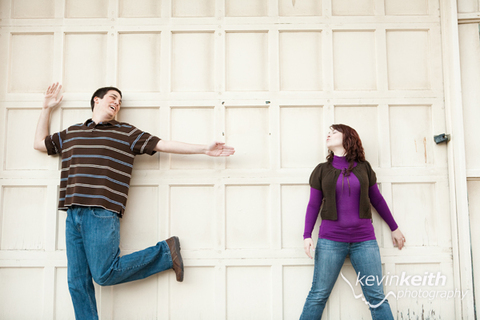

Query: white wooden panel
left=0, top=0, right=458, bottom=318
left=12, top=0, right=54, bottom=18
left=333, top=31, right=376, bottom=90
left=432, top=182, right=452, bottom=249
left=283, top=266, right=315, bottom=319
left=112, top=277, right=159, bottom=319
left=226, top=32, right=268, bottom=91
left=226, top=185, right=270, bottom=249
left=456, top=0, right=473, bottom=13
left=170, top=186, right=215, bottom=250
left=1, top=187, right=46, bottom=250
left=172, top=0, right=215, bottom=17
left=226, top=266, right=271, bottom=319
left=117, top=33, right=161, bottom=92
left=459, top=24, right=480, bottom=172
left=61, top=108, right=92, bottom=130
left=385, top=0, right=429, bottom=15
left=9, top=33, right=53, bottom=93
left=171, top=32, right=214, bottom=92
left=64, top=33, right=107, bottom=92
left=280, top=106, right=323, bottom=168
left=119, top=0, right=161, bottom=18
left=386, top=30, right=430, bottom=90
left=467, top=180, right=480, bottom=314
left=279, top=31, right=322, bottom=91
left=5, top=109, right=50, bottom=170
left=278, top=0, right=321, bottom=16
left=226, top=0, right=268, bottom=17
left=391, top=183, right=437, bottom=246
left=65, top=0, right=108, bottom=18
left=121, top=186, right=159, bottom=251
left=170, top=107, right=215, bottom=169
left=56, top=210, right=67, bottom=250
left=225, top=107, right=269, bottom=169
left=170, top=267, right=215, bottom=319
left=332, top=0, right=375, bottom=16
left=0, top=268, right=44, bottom=319
left=55, top=268, right=75, bottom=320
left=458, top=26, right=479, bottom=318
left=335, top=106, right=379, bottom=167
left=457, top=0, right=480, bottom=13
left=117, top=107, right=160, bottom=170
left=389, top=105, right=433, bottom=167
left=394, top=263, right=455, bottom=318
left=281, top=185, right=315, bottom=248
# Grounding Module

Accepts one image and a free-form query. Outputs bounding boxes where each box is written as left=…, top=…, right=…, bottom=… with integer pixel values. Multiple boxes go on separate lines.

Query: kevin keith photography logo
left=340, top=271, right=469, bottom=308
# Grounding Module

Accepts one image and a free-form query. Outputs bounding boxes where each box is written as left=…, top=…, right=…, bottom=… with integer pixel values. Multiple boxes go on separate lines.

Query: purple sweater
left=303, top=156, right=398, bottom=242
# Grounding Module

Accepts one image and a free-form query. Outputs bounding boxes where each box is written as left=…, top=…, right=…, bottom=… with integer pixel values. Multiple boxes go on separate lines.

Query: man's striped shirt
left=45, top=119, right=160, bottom=216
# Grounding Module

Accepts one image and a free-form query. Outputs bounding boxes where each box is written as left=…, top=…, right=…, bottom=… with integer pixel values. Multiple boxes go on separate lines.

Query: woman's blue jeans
left=65, top=206, right=174, bottom=320
left=300, top=239, right=394, bottom=320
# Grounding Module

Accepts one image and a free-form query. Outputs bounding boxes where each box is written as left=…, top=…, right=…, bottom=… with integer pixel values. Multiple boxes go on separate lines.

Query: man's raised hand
left=43, top=82, right=63, bottom=110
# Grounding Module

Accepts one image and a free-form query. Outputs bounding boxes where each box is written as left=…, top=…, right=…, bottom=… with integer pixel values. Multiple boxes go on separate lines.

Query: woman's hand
left=391, top=228, right=406, bottom=250
left=304, top=238, right=315, bottom=259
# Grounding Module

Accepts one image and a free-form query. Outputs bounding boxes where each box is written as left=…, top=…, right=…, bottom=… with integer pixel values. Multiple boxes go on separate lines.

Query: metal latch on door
left=434, top=133, right=450, bottom=144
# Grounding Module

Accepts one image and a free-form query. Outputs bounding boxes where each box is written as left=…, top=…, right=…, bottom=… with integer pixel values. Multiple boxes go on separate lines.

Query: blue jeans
left=65, top=206, right=174, bottom=320
left=300, top=239, right=394, bottom=320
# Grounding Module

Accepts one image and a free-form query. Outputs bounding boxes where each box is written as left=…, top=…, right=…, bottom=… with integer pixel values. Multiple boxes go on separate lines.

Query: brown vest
left=309, top=161, right=377, bottom=220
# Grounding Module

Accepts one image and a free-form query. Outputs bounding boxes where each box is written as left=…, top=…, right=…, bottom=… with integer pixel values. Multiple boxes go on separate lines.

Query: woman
left=300, top=124, right=405, bottom=320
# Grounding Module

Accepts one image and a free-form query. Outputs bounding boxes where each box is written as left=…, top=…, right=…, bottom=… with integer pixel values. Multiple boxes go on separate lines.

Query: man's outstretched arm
left=34, top=83, right=63, bottom=152
left=154, top=140, right=235, bottom=157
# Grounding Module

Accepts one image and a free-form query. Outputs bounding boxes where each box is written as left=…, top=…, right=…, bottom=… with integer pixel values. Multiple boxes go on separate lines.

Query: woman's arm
left=303, top=187, right=323, bottom=258
left=369, top=184, right=397, bottom=231
left=369, top=184, right=405, bottom=250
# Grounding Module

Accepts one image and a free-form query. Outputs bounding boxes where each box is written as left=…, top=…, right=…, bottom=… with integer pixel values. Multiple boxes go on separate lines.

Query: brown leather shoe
left=166, top=236, right=184, bottom=282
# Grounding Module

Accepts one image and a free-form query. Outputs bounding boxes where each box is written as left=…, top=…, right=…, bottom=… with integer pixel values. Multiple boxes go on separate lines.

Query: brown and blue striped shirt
left=45, top=119, right=160, bottom=216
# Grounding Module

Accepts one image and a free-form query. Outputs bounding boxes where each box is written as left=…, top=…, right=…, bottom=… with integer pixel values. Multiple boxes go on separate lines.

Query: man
left=34, top=83, right=235, bottom=319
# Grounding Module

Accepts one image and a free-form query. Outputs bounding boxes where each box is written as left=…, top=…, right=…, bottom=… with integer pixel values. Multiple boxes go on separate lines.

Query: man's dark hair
left=90, top=87, right=122, bottom=111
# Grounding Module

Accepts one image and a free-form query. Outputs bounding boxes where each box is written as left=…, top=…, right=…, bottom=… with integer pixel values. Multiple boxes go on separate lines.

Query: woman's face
left=326, top=128, right=344, bottom=151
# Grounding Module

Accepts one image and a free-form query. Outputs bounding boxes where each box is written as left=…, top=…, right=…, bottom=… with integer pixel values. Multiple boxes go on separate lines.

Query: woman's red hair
left=326, top=124, right=365, bottom=174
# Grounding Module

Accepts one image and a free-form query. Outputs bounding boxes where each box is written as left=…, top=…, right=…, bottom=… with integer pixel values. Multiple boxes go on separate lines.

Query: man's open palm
left=43, top=82, right=63, bottom=109
left=206, top=142, right=235, bottom=157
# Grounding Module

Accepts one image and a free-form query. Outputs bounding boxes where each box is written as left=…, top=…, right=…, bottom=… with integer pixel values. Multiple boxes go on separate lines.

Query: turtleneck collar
left=331, top=155, right=350, bottom=170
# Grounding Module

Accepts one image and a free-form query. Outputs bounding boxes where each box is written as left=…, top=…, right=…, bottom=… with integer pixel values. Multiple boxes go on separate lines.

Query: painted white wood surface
left=0, top=0, right=474, bottom=319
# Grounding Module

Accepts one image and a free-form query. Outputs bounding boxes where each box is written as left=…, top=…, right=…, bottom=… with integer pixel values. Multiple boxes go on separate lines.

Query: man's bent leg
left=82, top=207, right=175, bottom=286
left=66, top=207, right=99, bottom=320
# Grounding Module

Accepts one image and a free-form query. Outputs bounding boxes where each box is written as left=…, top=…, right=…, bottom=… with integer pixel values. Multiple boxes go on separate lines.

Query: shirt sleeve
left=130, top=130, right=161, bottom=155
left=45, top=130, right=67, bottom=156
left=303, top=187, right=323, bottom=239
left=369, top=183, right=398, bottom=231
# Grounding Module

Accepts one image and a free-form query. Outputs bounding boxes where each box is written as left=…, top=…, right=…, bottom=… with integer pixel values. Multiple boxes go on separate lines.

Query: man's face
left=94, top=90, right=122, bottom=120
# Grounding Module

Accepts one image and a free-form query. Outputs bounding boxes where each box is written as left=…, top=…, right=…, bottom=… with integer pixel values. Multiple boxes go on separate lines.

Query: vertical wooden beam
left=439, top=0, right=475, bottom=318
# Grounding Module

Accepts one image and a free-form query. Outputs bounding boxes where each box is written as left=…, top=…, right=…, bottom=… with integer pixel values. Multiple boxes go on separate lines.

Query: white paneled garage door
left=0, top=0, right=471, bottom=319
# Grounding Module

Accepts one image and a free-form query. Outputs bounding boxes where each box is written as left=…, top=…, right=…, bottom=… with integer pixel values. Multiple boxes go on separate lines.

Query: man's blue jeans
left=300, top=239, right=394, bottom=320
left=65, top=206, right=174, bottom=320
